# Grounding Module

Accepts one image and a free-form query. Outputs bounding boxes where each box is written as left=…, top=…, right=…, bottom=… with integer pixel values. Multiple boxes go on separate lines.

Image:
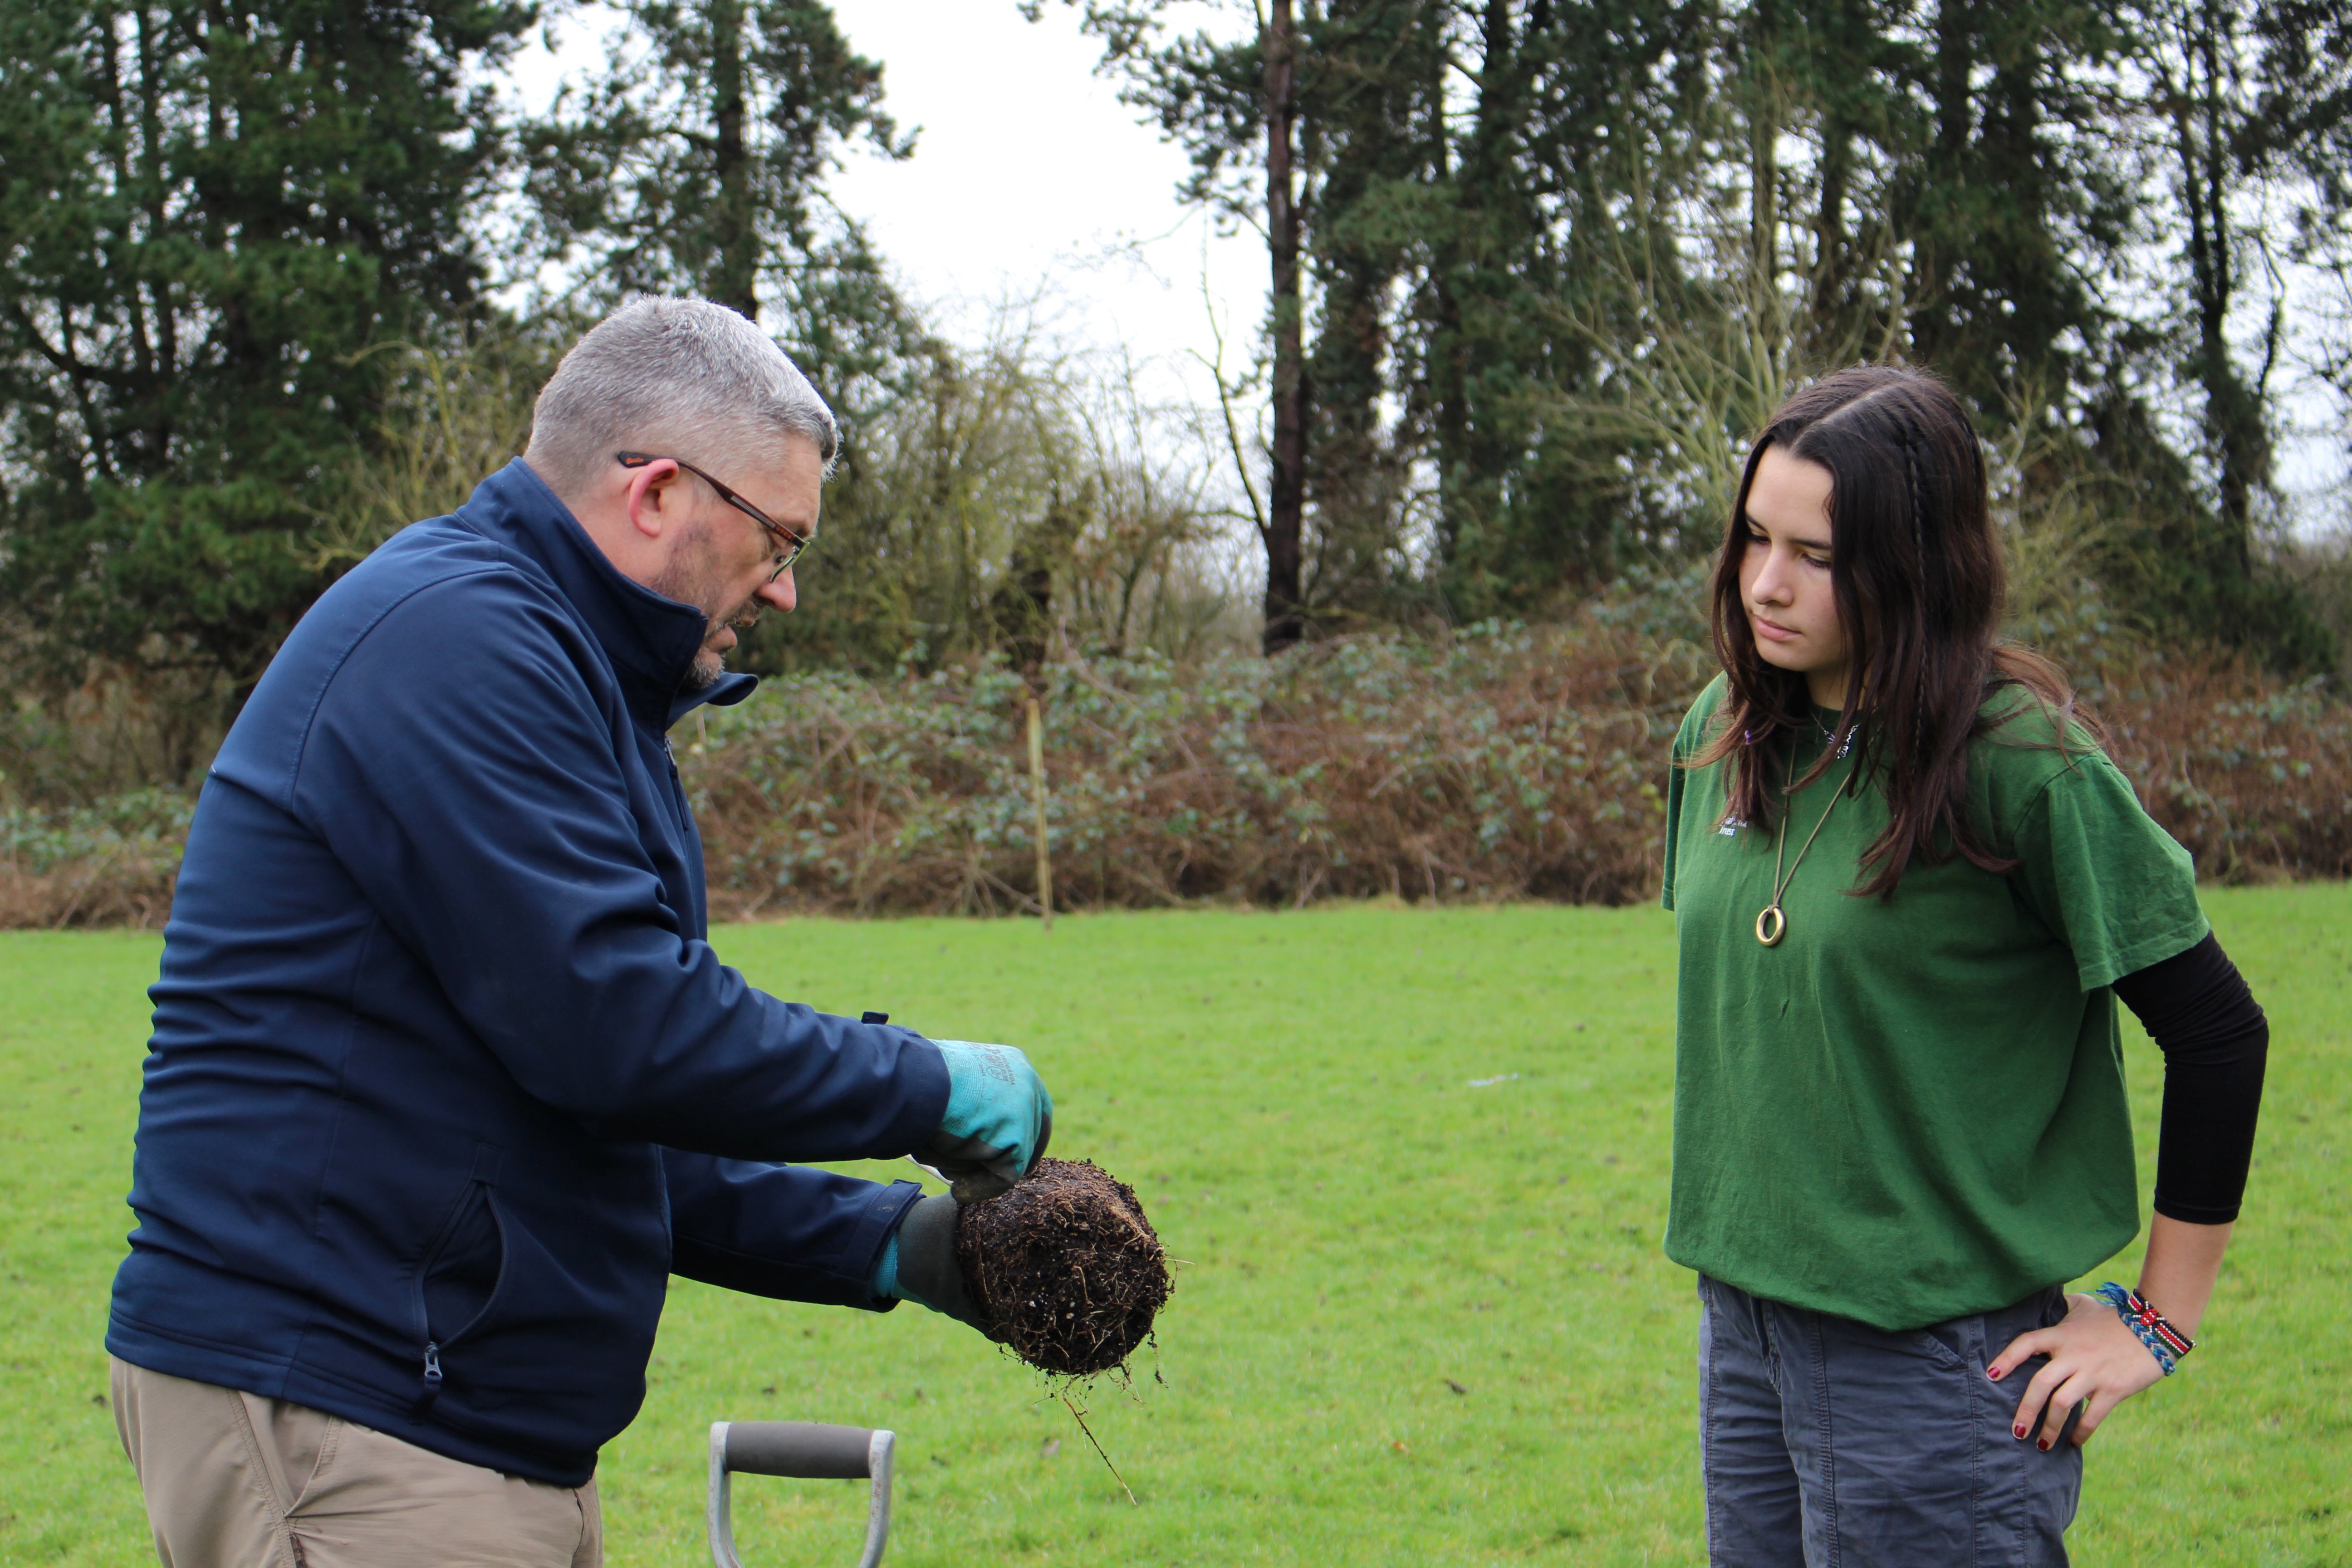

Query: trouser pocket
left=1698, top=1283, right=2083, bottom=1567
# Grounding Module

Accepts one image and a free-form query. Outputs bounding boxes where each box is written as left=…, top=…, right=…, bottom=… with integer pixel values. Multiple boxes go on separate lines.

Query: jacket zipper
left=659, top=736, right=691, bottom=831
left=412, top=1148, right=505, bottom=1417
left=419, top=1340, right=444, bottom=1412
left=656, top=734, right=708, bottom=931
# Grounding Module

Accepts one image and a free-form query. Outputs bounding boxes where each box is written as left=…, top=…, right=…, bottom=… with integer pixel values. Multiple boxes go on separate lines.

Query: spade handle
left=707, top=1421, right=894, bottom=1568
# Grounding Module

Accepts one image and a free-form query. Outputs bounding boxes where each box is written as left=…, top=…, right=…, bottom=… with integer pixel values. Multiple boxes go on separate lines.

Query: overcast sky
left=829, top=2, right=1262, bottom=387
left=514, top=1, right=1266, bottom=415
left=509, top=2, right=2345, bottom=529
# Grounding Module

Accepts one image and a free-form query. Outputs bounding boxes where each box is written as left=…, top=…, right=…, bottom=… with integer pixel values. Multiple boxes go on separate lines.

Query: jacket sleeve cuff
left=666, top=1156, right=927, bottom=1311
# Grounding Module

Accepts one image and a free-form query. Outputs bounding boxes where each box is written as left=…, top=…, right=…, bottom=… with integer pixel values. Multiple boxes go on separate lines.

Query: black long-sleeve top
left=2112, top=932, right=2269, bottom=1224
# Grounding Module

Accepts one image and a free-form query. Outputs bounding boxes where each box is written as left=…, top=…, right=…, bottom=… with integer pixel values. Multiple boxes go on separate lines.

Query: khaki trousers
left=111, top=1358, right=602, bottom=1568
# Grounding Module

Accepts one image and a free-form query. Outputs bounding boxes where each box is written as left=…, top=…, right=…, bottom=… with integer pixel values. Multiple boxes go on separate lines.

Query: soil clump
left=956, top=1158, right=1172, bottom=1377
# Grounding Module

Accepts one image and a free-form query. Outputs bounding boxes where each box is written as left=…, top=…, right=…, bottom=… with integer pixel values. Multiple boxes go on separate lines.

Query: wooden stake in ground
left=1026, top=695, right=1053, bottom=932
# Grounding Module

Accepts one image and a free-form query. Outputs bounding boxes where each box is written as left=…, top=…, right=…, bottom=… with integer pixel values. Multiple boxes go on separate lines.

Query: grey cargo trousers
left=1697, top=1276, right=2083, bottom=1567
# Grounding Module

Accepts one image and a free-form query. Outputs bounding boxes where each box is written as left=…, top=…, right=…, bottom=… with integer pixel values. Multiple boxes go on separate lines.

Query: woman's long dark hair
left=1695, top=364, right=2092, bottom=898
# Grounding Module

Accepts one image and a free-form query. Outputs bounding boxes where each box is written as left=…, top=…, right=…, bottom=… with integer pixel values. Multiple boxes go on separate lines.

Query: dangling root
left=1058, top=1387, right=1138, bottom=1506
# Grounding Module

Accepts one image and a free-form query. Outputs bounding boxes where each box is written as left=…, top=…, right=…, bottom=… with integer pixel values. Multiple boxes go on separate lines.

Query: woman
left=1661, top=366, right=2269, bottom=1565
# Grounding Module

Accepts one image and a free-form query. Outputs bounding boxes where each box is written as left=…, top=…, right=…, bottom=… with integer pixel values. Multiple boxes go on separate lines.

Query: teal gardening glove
left=922, top=1040, right=1053, bottom=1203
left=873, top=1193, right=997, bottom=1338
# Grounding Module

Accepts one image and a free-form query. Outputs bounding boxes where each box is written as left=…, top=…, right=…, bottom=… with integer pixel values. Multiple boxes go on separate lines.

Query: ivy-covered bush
left=0, top=789, right=192, bottom=927
left=681, top=619, right=2352, bottom=920
left=681, top=617, right=1714, bottom=918
left=5, top=614, right=2347, bottom=928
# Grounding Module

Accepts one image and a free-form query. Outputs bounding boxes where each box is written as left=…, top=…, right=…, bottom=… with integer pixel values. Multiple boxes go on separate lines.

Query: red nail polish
left=2038, top=1440, right=2052, bottom=1451
left=2013, top=1426, right=2027, bottom=1438
left=1988, top=1367, right=2002, bottom=1381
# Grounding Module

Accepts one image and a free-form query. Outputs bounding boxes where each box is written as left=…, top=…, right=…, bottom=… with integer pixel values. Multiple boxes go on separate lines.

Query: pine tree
left=522, top=0, right=921, bottom=407
left=1034, top=0, right=1323, bottom=651
left=0, top=0, right=532, bottom=703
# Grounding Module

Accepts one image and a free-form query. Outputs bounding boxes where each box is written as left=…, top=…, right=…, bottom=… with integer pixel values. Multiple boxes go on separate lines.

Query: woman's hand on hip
left=1987, top=1291, right=2167, bottom=1450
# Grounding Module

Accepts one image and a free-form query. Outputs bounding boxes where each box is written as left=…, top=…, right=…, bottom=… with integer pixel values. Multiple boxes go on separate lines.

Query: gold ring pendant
left=1755, top=905, right=1787, bottom=947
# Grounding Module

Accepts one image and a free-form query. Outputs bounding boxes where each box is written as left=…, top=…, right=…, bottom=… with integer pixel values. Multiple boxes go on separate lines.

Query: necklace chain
left=1755, top=731, right=1850, bottom=948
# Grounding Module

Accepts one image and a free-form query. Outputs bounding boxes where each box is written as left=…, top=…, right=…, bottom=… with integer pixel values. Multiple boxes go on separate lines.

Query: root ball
left=955, top=1158, right=1172, bottom=1377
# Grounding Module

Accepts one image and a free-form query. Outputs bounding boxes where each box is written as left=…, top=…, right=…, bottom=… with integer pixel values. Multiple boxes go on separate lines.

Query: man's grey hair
left=525, top=298, right=839, bottom=498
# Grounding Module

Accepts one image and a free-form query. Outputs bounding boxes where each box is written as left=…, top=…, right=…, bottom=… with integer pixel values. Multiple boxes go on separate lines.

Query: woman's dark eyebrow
left=1744, top=514, right=1833, bottom=553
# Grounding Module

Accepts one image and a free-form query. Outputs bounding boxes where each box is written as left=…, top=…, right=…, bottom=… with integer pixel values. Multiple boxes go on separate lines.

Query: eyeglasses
left=616, top=451, right=813, bottom=581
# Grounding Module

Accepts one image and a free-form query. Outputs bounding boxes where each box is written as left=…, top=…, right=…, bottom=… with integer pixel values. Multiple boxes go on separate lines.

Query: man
left=107, top=299, right=1044, bottom=1567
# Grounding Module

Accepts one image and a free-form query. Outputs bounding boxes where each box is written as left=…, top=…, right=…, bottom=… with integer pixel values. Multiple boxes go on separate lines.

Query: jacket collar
left=456, top=460, right=759, bottom=732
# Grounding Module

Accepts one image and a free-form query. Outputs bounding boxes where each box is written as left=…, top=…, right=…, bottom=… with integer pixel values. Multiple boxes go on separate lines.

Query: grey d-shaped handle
left=707, top=1421, right=894, bottom=1568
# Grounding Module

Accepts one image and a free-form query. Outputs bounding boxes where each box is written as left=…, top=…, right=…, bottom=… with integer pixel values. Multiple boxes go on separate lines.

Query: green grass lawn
left=4, top=887, right=2347, bottom=1566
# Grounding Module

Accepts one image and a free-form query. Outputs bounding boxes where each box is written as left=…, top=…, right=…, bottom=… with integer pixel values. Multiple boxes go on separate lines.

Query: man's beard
left=649, top=523, right=758, bottom=693
left=680, top=645, right=725, bottom=693
left=677, top=599, right=759, bottom=692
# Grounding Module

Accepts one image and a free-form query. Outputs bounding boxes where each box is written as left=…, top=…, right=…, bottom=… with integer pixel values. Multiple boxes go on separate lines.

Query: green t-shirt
left=1661, top=674, right=2208, bottom=1330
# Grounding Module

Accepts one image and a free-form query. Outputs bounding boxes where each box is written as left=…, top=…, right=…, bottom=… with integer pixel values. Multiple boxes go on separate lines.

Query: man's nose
left=756, top=569, right=797, bottom=614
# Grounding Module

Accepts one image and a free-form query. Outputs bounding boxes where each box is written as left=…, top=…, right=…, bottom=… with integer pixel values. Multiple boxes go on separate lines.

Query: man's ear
left=624, top=460, right=685, bottom=542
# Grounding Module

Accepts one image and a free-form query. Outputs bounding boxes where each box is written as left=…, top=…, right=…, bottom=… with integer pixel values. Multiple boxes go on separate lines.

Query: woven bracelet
left=2094, top=1282, right=2195, bottom=1376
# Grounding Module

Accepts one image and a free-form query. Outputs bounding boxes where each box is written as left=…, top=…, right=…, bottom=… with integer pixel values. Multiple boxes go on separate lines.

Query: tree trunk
left=1427, top=4, right=1484, bottom=576
left=1910, top=0, right=1975, bottom=368
left=710, top=0, right=758, bottom=319
left=2174, top=4, right=2265, bottom=557
left=1262, top=0, right=1308, bottom=655
left=1811, top=120, right=1852, bottom=336
left=1744, top=24, right=1779, bottom=340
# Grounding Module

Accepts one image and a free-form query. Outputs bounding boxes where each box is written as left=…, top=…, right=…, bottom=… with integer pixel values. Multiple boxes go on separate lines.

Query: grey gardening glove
left=922, top=1040, right=1053, bottom=1202
left=875, top=1194, right=999, bottom=1340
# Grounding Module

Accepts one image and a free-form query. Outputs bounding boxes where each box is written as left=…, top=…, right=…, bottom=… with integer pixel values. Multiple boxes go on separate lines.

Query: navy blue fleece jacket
left=108, top=459, right=949, bottom=1486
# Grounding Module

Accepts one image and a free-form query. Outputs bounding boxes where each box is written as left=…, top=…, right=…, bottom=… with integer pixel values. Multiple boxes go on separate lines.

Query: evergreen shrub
left=4, top=615, right=2347, bottom=928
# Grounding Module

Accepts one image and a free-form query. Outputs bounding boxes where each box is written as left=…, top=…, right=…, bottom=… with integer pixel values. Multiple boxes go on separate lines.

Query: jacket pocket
left=411, top=1144, right=507, bottom=1414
